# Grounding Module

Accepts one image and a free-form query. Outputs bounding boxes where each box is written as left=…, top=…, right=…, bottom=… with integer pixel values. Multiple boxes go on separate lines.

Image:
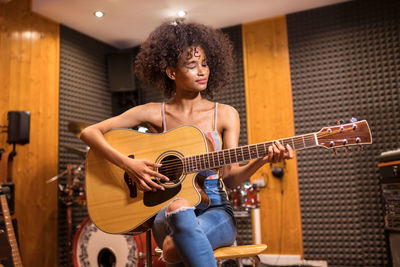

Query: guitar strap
left=0, top=151, right=11, bottom=183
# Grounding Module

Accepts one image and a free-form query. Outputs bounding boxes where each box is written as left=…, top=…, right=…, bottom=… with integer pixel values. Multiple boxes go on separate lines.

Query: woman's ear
left=165, top=67, right=176, bottom=80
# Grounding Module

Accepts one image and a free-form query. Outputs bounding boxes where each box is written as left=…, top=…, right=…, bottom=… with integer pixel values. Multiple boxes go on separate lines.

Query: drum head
left=73, top=217, right=138, bottom=267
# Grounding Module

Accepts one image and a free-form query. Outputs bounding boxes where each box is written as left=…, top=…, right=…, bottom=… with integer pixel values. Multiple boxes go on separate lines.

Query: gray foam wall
left=287, top=1, right=400, bottom=265
left=58, top=25, right=116, bottom=266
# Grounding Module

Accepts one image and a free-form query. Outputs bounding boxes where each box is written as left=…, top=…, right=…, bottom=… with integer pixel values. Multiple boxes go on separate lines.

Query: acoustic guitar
left=0, top=186, right=23, bottom=267
left=85, top=120, right=372, bottom=234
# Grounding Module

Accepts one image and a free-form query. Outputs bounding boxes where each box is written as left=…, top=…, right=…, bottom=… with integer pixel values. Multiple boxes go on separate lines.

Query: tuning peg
left=350, top=117, right=358, bottom=123
left=337, top=119, right=345, bottom=125
left=357, top=145, right=364, bottom=151
left=332, top=148, right=338, bottom=155
left=344, top=147, right=350, bottom=153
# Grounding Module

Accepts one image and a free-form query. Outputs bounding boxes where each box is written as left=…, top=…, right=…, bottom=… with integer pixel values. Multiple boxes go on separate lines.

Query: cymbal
left=67, top=121, right=90, bottom=138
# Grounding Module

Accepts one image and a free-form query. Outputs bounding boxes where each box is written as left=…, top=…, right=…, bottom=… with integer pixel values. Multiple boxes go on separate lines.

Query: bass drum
left=73, top=217, right=165, bottom=267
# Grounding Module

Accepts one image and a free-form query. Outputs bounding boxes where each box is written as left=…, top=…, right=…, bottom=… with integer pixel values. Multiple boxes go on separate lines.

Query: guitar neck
left=0, top=195, right=23, bottom=267
left=184, top=132, right=318, bottom=173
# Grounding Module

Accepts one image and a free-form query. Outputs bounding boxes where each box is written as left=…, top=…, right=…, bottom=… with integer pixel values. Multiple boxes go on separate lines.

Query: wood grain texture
left=214, top=244, right=267, bottom=260
left=242, top=16, right=303, bottom=256
left=0, top=0, right=59, bottom=266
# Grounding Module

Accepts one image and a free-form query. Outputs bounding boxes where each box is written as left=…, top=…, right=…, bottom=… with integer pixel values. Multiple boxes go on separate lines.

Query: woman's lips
left=196, top=78, right=208, bottom=84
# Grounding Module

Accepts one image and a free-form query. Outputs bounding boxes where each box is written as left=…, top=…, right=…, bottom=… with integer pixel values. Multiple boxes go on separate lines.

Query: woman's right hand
left=123, top=157, right=169, bottom=192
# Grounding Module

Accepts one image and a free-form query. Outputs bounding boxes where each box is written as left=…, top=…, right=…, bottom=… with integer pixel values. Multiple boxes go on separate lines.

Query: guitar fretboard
left=184, top=133, right=317, bottom=173
left=0, top=194, right=23, bottom=267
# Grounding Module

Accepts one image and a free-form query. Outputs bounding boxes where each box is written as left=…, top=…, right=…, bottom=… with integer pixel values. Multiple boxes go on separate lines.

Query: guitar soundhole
left=97, top=248, right=116, bottom=267
left=158, top=155, right=183, bottom=183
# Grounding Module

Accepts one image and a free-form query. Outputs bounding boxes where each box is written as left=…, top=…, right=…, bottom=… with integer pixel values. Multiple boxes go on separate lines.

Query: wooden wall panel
left=242, top=16, right=303, bottom=255
left=0, top=0, right=59, bottom=266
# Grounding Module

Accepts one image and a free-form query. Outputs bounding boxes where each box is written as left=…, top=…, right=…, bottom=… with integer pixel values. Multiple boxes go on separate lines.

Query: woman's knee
left=166, top=199, right=191, bottom=214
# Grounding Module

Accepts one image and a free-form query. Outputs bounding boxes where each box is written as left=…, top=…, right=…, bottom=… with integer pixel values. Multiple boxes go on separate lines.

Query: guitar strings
left=159, top=138, right=354, bottom=170
left=157, top=128, right=355, bottom=169
left=153, top=127, right=360, bottom=173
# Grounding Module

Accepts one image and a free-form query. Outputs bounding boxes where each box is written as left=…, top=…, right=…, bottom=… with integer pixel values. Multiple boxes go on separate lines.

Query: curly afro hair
left=135, top=21, right=234, bottom=99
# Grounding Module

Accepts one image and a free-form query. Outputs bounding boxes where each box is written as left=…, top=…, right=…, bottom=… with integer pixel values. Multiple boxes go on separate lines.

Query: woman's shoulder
left=131, top=102, right=162, bottom=113
left=216, top=103, right=239, bottom=116
left=143, top=102, right=163, bottom=108
left=123, top=102, right=163, bottom=124
left=202, top=100, right=237, bottom=113
left=216, top=103, right=239, bottom=131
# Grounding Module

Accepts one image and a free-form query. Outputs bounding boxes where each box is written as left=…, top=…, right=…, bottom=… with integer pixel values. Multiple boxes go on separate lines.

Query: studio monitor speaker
left=107, top=52, right=135, bottom=92
left=7, top=111, right=30, bottom=145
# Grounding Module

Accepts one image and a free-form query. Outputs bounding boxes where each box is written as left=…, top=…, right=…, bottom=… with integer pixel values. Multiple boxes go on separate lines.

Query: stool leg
left=251, top=256, right=261, bottom=267
left=146, top=230, right=152, bottom=267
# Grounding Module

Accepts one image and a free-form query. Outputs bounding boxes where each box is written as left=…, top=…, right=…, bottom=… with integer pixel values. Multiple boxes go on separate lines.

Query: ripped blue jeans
left=152, top=179, right=236, bottom=267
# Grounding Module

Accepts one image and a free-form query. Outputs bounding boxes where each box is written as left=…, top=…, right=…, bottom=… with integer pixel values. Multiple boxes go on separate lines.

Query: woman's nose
left=198, top=65, right=207, bottom=75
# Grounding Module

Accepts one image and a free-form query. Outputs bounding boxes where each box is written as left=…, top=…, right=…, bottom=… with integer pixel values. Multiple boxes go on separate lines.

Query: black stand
left=146, top=230, right=152, bottom=267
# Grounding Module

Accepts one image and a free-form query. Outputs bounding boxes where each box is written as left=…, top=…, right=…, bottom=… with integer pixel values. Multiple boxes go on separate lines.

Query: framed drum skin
left=73, top=217, right=165, bottom=267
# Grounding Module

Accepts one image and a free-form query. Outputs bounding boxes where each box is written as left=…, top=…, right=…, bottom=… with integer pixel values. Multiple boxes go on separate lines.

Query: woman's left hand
left=259, top=141, right=293, bottom=164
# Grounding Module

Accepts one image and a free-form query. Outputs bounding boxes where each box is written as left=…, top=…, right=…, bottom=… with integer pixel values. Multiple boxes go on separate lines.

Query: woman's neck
left=165, top=91, right=215, bottom=132
left=169, top=91, right=204, bottom=112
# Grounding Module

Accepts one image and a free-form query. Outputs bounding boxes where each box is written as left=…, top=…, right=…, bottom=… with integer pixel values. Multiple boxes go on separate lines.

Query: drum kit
left=47, top=121, right=89, bottom=207
left=47, top=121, right=164, bottom=267
left=229, top=182, right=260, bottom=212
left=228, top=181, right=263, bottom=248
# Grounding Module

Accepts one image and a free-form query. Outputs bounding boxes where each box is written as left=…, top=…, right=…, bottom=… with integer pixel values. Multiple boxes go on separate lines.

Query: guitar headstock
left=317, top=119, right=372, bottom=150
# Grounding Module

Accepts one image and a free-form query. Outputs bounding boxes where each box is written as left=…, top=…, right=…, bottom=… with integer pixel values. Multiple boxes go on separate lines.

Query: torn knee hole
left=165, top=199, right=193, bottom=216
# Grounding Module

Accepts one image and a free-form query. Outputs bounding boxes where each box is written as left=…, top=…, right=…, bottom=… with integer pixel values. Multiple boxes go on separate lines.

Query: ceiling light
left=177, top=10, right=186, bottom=18
left=94, top=11, right=104, bottom=18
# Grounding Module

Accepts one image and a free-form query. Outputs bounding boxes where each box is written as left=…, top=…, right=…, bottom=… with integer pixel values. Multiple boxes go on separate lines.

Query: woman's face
left=169, top=46, right=210, bottom=94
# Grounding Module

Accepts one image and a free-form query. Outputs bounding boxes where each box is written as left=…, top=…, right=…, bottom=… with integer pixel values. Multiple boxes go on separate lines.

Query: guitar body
left=86, top=125, right=209, bottom=234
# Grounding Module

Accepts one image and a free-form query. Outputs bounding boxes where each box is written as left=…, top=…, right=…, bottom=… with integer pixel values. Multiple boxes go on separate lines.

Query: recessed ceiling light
left=177, top=10, right=186, bottom=18
left=94, top=11, right=104, bottom=18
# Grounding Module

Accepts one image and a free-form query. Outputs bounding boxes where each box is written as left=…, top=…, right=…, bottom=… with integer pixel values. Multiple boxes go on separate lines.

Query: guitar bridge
left=123, top=172, right=137, bottom=198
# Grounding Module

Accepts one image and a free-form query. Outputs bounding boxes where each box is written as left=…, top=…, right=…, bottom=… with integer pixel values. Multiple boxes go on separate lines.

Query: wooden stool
left=214, top=244, right=267, bottom=267
left=154, top=243, right=267, bottom=267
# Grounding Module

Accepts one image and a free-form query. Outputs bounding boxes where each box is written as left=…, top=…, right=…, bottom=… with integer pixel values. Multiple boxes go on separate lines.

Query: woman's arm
left=80, top=103, right=168, bottom=191
left=219, top=105, right=293, bottom=188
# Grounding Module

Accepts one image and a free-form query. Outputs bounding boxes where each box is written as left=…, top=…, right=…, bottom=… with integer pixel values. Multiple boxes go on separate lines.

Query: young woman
left=80, top=22, right=293, bottom=267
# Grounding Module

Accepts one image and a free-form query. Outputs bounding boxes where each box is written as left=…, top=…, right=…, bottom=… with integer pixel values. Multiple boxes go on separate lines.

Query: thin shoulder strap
left=162, top=102, right=167, bottom=133
left=214, top=102, right=218, bottom=132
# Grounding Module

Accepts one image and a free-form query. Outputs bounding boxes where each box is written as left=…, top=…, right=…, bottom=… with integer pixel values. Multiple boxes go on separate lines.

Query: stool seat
left=154, top=244, right=268, bottom=267
left=213, top=244, right=267, bottom=260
